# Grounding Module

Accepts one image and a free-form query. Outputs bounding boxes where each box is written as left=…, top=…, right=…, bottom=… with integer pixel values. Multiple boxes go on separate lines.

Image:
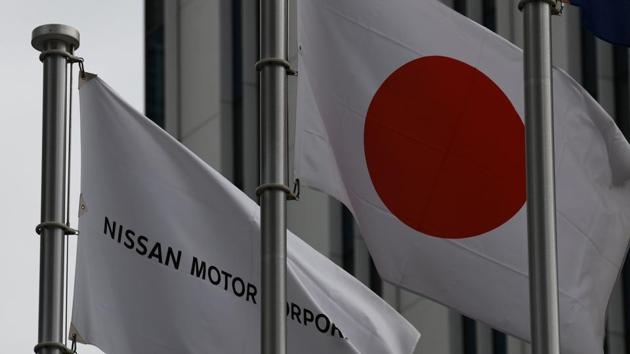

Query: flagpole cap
left=31, top=24, right=80, bottom=52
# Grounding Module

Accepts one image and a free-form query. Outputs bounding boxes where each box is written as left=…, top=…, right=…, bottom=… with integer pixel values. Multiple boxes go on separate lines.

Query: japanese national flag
left=295, top=0, right=630, bottom=353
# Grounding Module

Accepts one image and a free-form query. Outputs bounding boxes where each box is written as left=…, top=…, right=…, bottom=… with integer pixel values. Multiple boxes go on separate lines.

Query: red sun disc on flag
left=364, top=56, right=526, bottom=239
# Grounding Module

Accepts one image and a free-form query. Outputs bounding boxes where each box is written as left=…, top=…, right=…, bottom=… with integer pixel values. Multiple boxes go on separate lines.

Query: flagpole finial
left=31, top=24, right=80, bottom=53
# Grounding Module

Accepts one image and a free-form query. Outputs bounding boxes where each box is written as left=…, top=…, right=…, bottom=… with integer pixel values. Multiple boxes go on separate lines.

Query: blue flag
left=572, top=0, right=630, bottom=46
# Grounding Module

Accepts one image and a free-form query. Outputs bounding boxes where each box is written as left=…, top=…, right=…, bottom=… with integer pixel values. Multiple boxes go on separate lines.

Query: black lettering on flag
left=101, top=217, right=346, bottom=341
left=124, top=229, right=135, bottom=250
left=136, top=235, right=148, bottom=256
left=190, top=257, right=206, bottom=278
left=315, top=314, right=331, bottom=333
left=147, top=242, right=163, bottom=264
left=101, top=217, right=183, bottom=272
left=208, top=266, right=221, bottom=285
left=331, top=323, right=344, bottom=338
left=303, top=308, right=314, bottom=326
left=232, top=277, right=245, bottom=297
left=165, top=247, right=181, bottom=270
left=188, top=256, right=259, bottom=305
left=221, top=270, right=233, bottom=290
left=284, top=301, right=344, bottom=338
left=117, top=224, right=124, bottom=243
left=246, top=284, right=257, bottom=304
left=104, top=216, right=116, bottom=239
left=290, top=303, right=302, bottom=324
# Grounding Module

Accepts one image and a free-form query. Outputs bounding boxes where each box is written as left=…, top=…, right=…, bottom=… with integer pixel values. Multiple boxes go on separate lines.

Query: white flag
left=295, top=0, right=630, bottom=353
left=70, top=76, right=419, bottom=354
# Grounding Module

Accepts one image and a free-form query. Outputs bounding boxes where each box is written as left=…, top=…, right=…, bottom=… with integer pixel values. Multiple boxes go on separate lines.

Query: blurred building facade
left=144, top=1, right=630, bottom=353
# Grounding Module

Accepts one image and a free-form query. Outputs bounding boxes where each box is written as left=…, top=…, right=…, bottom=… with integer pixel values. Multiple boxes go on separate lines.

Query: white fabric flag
left=295, top=0, right=630, bottom=353
left=70, top=76, right=419, bottom=354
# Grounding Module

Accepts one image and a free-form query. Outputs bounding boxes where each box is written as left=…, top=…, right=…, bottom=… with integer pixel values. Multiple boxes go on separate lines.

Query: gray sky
left=0, top=1, right=143, bottom=352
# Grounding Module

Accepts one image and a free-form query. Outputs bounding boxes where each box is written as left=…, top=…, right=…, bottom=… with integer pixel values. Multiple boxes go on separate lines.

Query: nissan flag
left=295, top=0, right=630, bottom=353
left=70, top=76, right=420, bottom=354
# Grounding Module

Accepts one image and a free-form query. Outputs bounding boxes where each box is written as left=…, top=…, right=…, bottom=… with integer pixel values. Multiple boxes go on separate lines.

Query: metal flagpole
left=258, top=0, right=288, bottom=353
left=32, top=24, right=80, bottom=354
left=519, top=1, right=563, bottom=353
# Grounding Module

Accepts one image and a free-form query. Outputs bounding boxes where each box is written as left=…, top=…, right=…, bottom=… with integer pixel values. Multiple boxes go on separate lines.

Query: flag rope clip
left=36, top=221, right=79, bottom=236
left=518, top=0, right=564, bottom=15
left=256, top=179, right=301, bottom=201
left=255, top=57, right=298, bottom=76
left=38, top=50, right=86, bottom=78
left=34, top=341, right=75, bottom=354
left=39, top=50, right=84, bottom=65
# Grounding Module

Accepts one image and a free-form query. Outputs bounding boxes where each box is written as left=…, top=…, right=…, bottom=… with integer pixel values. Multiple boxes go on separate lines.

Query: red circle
left=364, top=56, right=525, bottom=239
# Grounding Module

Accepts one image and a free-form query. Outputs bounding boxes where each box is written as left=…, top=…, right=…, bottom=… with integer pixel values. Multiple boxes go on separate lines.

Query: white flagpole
left=519, top=1, right=563, bottom=353
left=31, top=24, right=80, bottom=354
left=258, top=0, right=289, bottom=353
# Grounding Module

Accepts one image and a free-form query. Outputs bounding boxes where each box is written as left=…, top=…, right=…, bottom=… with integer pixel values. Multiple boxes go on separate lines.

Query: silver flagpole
left=258, top=0, right=288, bottom=353
left=32, top=24, right=80, bottom=354
left=519, top=1, right=562, bottom=353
